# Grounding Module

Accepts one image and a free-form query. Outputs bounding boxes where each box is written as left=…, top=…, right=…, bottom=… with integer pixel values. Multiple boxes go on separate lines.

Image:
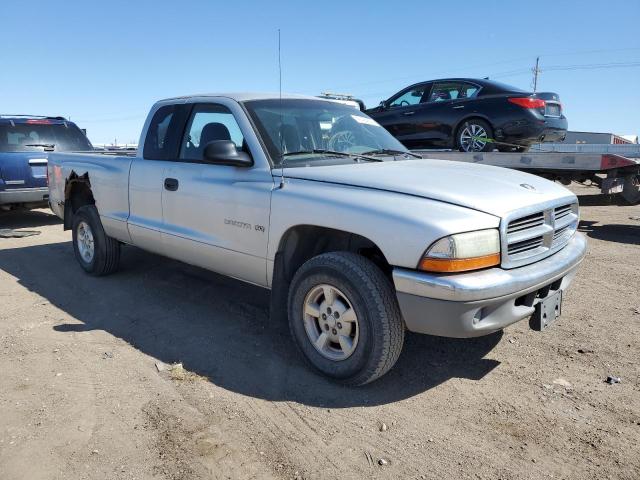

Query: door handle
left=164, top=178, right=179, bottom=191
left=452, top=105, right=465, bottom=109
left=402, top=111, right=416, bottom=116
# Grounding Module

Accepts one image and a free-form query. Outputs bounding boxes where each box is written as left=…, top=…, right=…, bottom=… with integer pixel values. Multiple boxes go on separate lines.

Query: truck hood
left=282, top=159, right=576, bottom=217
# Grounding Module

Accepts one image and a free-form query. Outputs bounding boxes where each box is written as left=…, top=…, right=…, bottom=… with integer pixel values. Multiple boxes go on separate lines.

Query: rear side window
left=428, top=82, right=479, bottom=102
left=143, top=104, right=189, bottom=160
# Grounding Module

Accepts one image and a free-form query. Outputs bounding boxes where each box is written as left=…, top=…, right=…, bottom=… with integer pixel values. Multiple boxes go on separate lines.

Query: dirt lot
left=0, top=183, right=638, bottom=480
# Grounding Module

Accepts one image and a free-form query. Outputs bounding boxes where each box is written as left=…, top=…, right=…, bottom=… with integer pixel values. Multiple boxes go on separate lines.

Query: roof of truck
left=159, top=92, right=321, bottom=102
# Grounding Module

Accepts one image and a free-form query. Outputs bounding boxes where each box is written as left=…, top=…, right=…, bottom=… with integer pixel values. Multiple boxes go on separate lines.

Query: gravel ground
left=0, top=183, right=638, bottom=480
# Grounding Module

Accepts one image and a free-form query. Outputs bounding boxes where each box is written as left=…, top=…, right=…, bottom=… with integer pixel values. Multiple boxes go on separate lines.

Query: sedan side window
left=180, top=104, right=245, bottom=161
left=428, top=82, right=479, bottom=102
left=389, top=86, right=427, bottom=108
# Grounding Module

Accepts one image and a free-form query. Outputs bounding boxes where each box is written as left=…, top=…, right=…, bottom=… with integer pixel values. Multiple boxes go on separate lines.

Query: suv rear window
left=0, top=121, right=93, bottom=152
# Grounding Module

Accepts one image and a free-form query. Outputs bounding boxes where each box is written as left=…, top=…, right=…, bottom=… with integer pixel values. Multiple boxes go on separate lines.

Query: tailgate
left=0, top=152, right=48, bottom=189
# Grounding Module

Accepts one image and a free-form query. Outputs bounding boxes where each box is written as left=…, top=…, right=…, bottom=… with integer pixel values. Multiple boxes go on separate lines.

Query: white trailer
left=413, top=150, right=640, bottom=204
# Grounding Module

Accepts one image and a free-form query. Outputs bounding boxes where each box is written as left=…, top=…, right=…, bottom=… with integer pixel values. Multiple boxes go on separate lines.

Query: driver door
left=160, top=102, right=274, bottom=286
left=373, top=83, right=430, bottom=144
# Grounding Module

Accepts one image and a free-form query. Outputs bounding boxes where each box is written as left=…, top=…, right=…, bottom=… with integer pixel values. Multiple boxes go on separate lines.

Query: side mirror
left=203, top=140, right=253, bottom=167
left=379, top=100, right=388, bottom=110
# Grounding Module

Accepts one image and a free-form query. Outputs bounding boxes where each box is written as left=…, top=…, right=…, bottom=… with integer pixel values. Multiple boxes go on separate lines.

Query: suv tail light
left=508, top=97, right=546, bottom=109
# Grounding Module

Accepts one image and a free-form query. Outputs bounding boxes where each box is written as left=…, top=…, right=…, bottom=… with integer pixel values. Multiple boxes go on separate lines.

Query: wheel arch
left=275, top=224, right=392, bottom=283
left=269, top=224, right=393, bottom=324
left=63, top=171, right=95, bottom=230
left=452, top=114, right=495, bottom=147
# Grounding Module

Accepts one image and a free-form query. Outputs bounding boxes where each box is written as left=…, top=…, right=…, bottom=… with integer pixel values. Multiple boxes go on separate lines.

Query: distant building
left=559, top=131, right=635, bottom=145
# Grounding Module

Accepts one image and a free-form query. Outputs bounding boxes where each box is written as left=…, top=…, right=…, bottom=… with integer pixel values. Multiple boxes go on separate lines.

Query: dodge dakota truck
left=1, top=115, right=92, bottom=210
left=48, top=93, right=587, bottom=385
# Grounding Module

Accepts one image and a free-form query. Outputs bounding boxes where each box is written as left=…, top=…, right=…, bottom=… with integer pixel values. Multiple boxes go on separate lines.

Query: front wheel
left=288, top=252, right=404, bottom=386
left=457, top=119, right=494, bottom=152
left=72, top=205, right=121, bottom=276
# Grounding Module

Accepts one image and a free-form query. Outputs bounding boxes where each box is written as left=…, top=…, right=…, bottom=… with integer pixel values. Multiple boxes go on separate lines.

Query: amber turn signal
left=419, top=252, right=501, bottom=273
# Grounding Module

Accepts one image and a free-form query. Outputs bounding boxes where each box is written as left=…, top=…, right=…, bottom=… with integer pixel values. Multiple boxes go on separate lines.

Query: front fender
left=268, top=178, right=500, bottom=270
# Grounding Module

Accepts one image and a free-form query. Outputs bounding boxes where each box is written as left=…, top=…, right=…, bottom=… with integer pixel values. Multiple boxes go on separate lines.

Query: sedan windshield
left=243, top=99, right=409, bottom=166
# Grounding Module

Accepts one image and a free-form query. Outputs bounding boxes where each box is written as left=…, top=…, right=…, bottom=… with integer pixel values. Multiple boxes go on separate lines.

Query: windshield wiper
left=24, top=143, right=55, bottom=151
left=361, top=148, right=422, bottom=159
left=281, top=149, right=382, bottom=162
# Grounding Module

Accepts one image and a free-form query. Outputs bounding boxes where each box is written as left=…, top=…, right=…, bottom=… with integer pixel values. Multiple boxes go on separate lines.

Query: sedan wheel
left=457, top=120, right=494, bottom=152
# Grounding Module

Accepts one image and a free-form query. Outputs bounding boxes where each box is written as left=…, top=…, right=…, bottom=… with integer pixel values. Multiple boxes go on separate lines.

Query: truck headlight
left=419, top=229, right=500, bottom=273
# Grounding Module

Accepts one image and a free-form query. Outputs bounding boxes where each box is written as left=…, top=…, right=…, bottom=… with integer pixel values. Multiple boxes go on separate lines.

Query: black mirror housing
left=203, top=140, right=253, bottom=167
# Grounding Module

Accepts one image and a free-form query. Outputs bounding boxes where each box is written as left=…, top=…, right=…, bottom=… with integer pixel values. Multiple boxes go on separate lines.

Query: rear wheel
left=457, top=119, right=494, bottom=152
left=288, top=252, right=404, bottom=386
left=72, top=205, right=120, bottom=275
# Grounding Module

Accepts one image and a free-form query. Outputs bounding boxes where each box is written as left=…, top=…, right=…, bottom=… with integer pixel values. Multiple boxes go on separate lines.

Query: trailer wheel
left=621, top=174, right=640, bottom=205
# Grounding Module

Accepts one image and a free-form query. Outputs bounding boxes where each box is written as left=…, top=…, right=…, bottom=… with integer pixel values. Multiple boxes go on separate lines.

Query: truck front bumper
left=392, top=232, right=587, bottom=338
left=0, top=187, right=49, bottom=206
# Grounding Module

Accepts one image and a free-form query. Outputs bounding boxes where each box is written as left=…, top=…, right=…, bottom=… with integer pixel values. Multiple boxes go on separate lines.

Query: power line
left=326, top=47, right=640, bottom=92
left=492, top=60, right=640, bottom=79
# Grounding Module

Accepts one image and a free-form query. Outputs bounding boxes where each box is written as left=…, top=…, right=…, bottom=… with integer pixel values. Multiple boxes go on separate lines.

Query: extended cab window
left=179, top=104, right=245, bottom=161
left=143, top=104, right=189, bottom=160
left=389, top=86, right=428, bottom=108
left=428, top=82, right=479, bottom=102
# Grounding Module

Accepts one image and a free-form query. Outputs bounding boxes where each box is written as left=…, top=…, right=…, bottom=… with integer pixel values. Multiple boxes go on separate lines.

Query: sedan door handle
left=402, top=111, right=416, bottom=116
left=452, top=105, right=465, bottom=110
left=164, top=178, right=179, bottom=191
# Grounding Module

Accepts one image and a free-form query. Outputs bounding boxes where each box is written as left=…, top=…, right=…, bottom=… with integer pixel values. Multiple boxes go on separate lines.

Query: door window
left=180, top=104, right=245, bottom=161
left=389, top=85, right=428, bottom=108
left=428, top=82, right=479, bottom=102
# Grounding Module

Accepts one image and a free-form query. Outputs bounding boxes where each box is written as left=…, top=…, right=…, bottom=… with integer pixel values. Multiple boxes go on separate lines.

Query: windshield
left=0, top=121, right=93, bottom=152
left=243, top=99, right=409, bottom=166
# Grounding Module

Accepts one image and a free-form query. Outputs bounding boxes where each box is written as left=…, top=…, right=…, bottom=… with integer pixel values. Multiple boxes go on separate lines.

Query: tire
left=456, top=119, right=494, bottom=152
left=621, top=174, right=640, bottom=204
left=288, top=252, right=404, bottom=386
left=71, top=205, right=120, bottom=276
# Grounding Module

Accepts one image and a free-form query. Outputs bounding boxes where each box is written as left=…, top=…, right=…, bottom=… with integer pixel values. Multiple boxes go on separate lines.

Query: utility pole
left=532, top=56, right=540, bottom=92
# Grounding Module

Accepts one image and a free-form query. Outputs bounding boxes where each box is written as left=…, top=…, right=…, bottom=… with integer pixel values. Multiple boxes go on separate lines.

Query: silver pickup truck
left=48, top=93, right=587, bottom=385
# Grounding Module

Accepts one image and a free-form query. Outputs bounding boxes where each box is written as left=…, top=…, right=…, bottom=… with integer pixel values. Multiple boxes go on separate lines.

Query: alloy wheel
left=76, top=221, right=95, bottom=263
left=459, top=123, right=489, bottom=152
left=302, top=284, right=359, bottom=361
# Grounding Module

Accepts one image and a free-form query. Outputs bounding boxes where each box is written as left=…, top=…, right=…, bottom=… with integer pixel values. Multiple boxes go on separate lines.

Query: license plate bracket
left=530, top=290, right=562, bottom=331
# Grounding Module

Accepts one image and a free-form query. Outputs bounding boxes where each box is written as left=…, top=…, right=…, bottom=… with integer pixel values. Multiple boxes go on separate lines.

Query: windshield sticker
left=351, top=115, right=381, bottom=127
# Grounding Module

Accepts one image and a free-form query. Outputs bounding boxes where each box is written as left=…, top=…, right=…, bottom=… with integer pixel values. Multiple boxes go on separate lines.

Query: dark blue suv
left=0, top=116, right=93, bottom=210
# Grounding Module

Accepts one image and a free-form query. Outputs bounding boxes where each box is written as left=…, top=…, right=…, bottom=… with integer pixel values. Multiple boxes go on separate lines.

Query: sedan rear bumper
left=392, top=232, right=586, bottom=337
left=499, top=116, right=568, bottom=145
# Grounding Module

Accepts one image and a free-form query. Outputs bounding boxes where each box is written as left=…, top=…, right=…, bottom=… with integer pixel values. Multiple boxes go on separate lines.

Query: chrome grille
left=502, top=201, right=579, bottom=268
left=506, top=212, right=544, bottom=233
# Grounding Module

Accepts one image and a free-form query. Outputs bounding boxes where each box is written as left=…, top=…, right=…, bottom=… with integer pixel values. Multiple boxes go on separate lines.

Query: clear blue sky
left=2, top=0, right=639, bottom=144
